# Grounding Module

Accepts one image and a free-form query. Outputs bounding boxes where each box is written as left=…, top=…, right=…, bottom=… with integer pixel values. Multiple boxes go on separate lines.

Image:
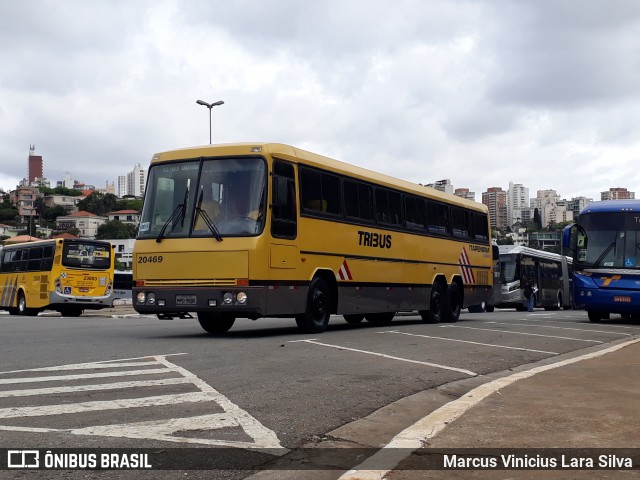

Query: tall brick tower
left=28, top=144, right=43, bottom=183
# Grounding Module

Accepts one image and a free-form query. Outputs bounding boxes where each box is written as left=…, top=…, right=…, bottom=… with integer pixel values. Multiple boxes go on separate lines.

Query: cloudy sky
left=1, top=0, right=640, bottom=202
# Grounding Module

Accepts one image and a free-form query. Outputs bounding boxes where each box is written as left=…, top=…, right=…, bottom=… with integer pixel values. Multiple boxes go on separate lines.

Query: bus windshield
left=138, top=157, right=266, bottom=240
left=500, top=256, right=518, bottom=284
left=62, top=242, right=111, bottom=270
left=577, top=212, right=640, bottom=269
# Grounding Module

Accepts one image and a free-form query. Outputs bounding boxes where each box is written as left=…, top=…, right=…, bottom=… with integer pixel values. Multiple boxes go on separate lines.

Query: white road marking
left=0, top=368, right=171, bottom=385
left=485, top=321, right=632, bottom=336
left=0, top=377, right=192, bottom=398
left=0, top=354, right=284, bottom=450
left=339, top=337, right=640, bottom=480
left=289, top=339, right=477, bottom=376
left=439, top=325, right=603, bottom=343
left=381, top=330, right=558, bottom=355
left=510, top=318, right=640, bottom=331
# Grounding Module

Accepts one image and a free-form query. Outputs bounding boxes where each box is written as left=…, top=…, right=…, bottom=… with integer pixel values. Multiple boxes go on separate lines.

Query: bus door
left=268, top=160, right=301, bottom=313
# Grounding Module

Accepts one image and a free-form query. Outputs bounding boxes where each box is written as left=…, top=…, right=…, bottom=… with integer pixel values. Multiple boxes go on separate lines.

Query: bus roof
left=150, top=142, right=487, bottom=213
left=580, top=200, right=640, bottom=215
left=498, top=244, right=569, bottom=262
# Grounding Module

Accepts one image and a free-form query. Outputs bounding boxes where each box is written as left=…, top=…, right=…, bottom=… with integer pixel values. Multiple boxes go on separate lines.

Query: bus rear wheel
left=343, top=314, right=364, bottom=324
left=17, top=292, right=38, bottom=317
left=296, top=277, right=331, bottom=333
left=420, top=282, right=444, bottom=323
left=443, top=282, right=462, bottom=322
left=198, top=313, right=236, bottom=334
left=365, top=312, right=395, bottom=325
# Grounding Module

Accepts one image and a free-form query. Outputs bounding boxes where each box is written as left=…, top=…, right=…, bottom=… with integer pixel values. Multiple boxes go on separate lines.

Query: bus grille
left=142, top=278, right=238, bottom=287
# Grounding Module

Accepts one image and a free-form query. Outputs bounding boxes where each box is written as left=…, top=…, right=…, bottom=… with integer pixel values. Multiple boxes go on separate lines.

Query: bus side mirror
left=492, top=245, right=499, bottom=261
left=562, top=224, right=574, bottom=251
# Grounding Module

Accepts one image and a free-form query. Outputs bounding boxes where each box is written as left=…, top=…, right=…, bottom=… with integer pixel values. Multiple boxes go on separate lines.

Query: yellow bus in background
left=0, top=238, right=115, bottom=316
left=133, top=143, right=494, bottom=334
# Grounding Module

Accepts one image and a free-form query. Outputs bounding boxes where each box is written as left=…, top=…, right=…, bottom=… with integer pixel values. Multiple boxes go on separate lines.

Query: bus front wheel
left=420, top=282, right=444, bottom=323
left=296, top=277, right=331, bottom=333
left=198, top=313, right=236, bottom=334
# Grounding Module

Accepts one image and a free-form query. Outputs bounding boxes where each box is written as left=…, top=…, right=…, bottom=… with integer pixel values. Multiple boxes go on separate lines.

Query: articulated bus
left=563, top=200, right=640, bottom=322
left=492, top=245, right=572, bottom=311
left=0, top=238, right=115, bottom=316
left=133, top=143, right=494, bottom=334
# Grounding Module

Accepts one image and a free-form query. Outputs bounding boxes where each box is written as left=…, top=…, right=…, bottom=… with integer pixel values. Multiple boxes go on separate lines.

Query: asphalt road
left=1, top=308, right=639, bottom=479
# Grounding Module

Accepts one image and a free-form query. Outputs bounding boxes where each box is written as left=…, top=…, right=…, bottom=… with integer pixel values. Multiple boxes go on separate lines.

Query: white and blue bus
left=563, top=200, right=640, bottom=322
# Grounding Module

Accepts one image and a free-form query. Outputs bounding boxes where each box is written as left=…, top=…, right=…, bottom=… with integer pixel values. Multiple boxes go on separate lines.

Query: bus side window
left=28, top=247, right=43, bottom=272
left=1, top=250, right=14, bottom=272
left=451, top=207, right=470, bottom=238
left=42, top=245, right=55, bottom=271
left=271, top=161, right=297, bottom=239
left=427, top=201, right=450, bottom=235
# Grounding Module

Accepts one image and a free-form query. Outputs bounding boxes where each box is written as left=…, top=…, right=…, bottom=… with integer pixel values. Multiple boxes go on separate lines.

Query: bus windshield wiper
left=193, top=189, right=223, bottom=242
left=592, top=240, right=616, bottom=268
left=156, top=187, right=189, bottom=243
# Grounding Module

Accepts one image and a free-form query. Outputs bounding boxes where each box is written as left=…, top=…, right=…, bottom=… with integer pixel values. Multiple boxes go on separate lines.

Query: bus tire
left=17, top=292, right=38, bottom=316
left=588, top=311, right=609, bottom=323
left=365, top=312, right=395, bottom=325
left=420, top=282, right=444, bottom=323
left=295, top=277, right=331, bottom=333
left=59, top=307, right=83, bottom=317
left=443, top=282, right=462, bottom=322
left=485, top=305, right=495, bottom=313
left=198, top=313, right=236, bottom=334
left=468, top=302, right=485, bottom=313
left=344, top=314, right=365, bottom=324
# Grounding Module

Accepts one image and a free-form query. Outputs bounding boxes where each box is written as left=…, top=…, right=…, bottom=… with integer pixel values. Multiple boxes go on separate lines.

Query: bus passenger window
left=427, top=202, right=450, bottom=235
left=451, top=208, right=470, bottom=238
left=405, top=196, right=427, bottom=231
left=344, top=180, right=373, bottom=221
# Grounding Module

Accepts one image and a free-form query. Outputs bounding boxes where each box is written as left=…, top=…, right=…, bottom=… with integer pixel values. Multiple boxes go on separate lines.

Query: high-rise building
left=454, top=188, right=475, bottom=201
left=126, top=164, right=146, bottom=197
left=426, top=179, right=453, bottom=195
left=28, top=145, right=43, bottom=183
left=117, top=175, right=127, bottom=198
left=482, top=187, right=507, bottom=230
left=507, top=181, right=529, bottom=227
left=567, top=196, right=593, bottom=218
left=601, top=188, right=635, bottom=200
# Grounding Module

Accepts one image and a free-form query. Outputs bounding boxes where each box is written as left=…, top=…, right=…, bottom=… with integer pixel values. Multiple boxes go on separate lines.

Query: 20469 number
left=138, top=255, right=164, bottom=264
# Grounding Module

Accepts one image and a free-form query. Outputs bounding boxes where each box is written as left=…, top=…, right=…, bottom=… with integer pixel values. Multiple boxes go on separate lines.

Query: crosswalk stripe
left=0, top=368, right=171, bottom=385
left=0, top=377, right=192, bottom=398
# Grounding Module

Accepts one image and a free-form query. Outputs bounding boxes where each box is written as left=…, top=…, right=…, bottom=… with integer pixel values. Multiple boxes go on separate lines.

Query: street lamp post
left=196, top=99, right=224, bottom=144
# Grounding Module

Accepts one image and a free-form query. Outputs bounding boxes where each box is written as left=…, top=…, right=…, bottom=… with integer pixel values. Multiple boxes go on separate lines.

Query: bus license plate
left=614, top=296, right=631, bottom=303
left=175, top=295, right=197, bottom=306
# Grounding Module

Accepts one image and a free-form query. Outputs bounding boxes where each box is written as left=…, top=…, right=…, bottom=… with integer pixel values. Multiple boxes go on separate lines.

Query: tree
left=533, top=208, right=542, bottom=230
left=77, top=192, right=118, bottom=216
left=95, top=220, right=137, bottom=239
left=115, top=198, right=143, bottom=212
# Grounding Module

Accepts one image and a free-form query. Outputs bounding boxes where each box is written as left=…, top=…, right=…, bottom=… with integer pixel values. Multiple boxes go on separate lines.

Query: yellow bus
left=0, top=238, right=115, bottom=316
left=133, top=143, right=494, bottom=334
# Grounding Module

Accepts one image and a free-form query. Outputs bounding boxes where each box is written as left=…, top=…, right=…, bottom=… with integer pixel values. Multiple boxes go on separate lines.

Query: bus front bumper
left=574, top=287, right=639, bottom=314
left=132, top=286, right=267, bottom=318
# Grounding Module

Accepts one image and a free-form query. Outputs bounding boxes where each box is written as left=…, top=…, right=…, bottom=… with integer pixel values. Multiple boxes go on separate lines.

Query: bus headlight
left=147, top=293, right=156, bottom=305
left=236, top=292, right=247, bottom=304
left=223, top=292, right=233, bottom=305
left=136, top=292, right=146, bottom=304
